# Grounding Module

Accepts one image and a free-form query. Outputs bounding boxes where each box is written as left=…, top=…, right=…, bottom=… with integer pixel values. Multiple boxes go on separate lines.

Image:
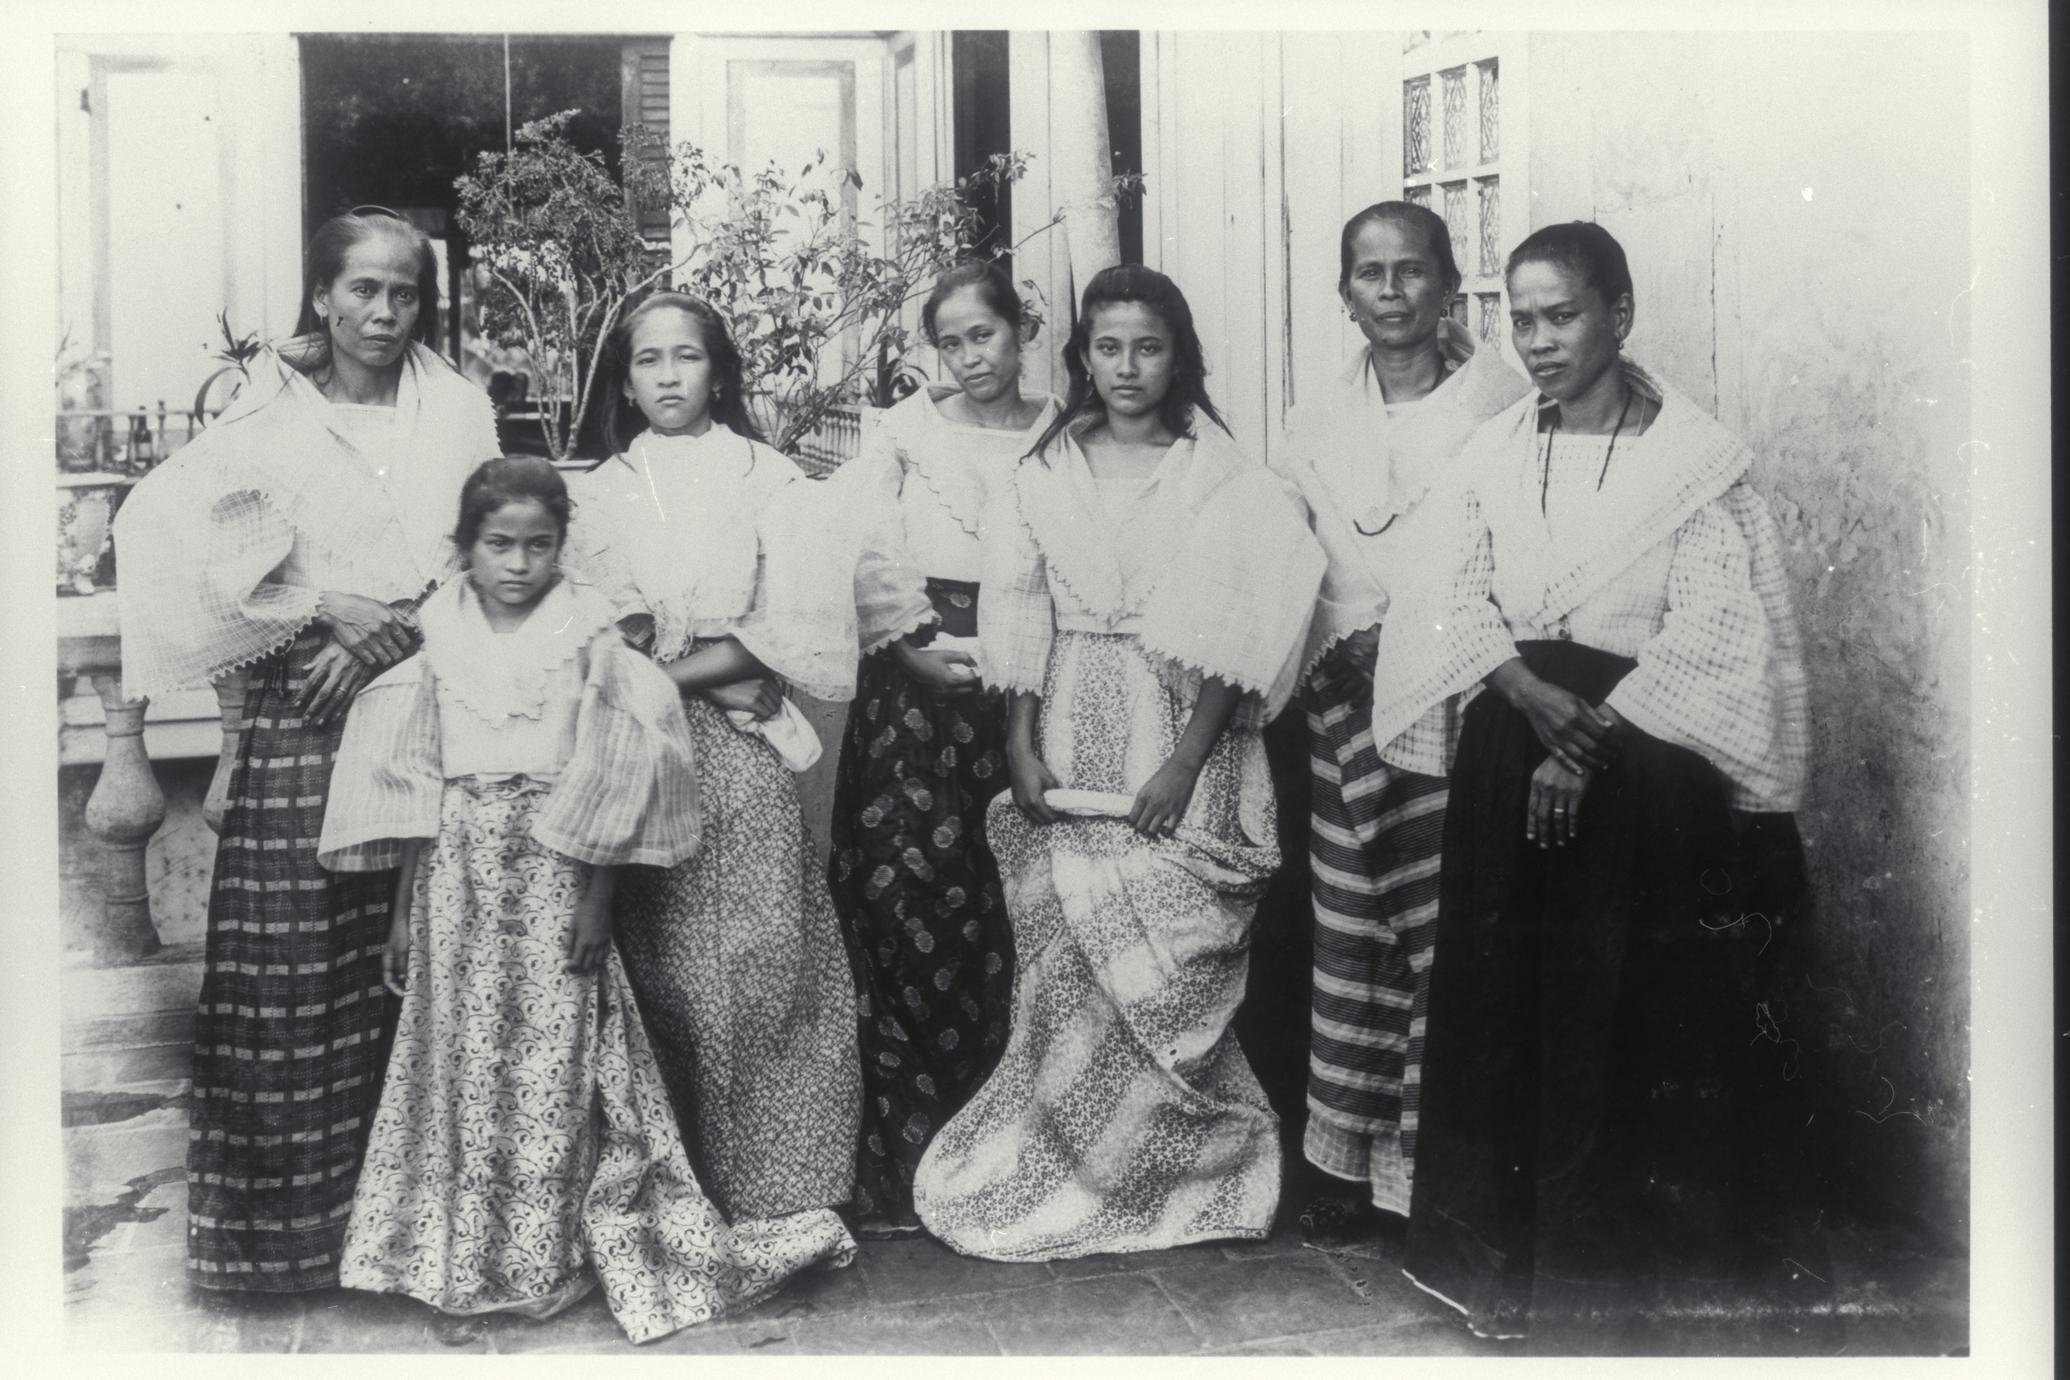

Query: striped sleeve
left=531, top=634, right=702, bottom=868
left=975, top=481, right=1053, bottom=695
left=316, top=659, right=442, bottom=873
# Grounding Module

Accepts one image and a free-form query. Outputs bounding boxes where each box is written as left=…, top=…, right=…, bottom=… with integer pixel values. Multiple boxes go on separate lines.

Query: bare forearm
left=1007, top=690, right=1043, bottom=751
left=391, top=839, right=421, bottom=922
left=663, top=636, right=770, bottom=694
left=1169, top=677, right=1242, bottom=772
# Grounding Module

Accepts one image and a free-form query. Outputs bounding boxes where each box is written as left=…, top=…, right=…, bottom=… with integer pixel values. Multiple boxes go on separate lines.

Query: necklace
left=1539, top=387, right=1637, bottom=518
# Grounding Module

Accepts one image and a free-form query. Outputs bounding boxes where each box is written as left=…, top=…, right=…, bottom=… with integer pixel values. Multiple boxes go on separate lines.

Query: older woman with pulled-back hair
left=115, top=206, right=501, bottom=1294
left=1273, top=201, right=1528, bottom=1243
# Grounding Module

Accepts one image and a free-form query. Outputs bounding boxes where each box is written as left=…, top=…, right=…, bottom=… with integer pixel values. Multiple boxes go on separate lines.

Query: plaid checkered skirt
left=186, top=628, right=396, bottom=1292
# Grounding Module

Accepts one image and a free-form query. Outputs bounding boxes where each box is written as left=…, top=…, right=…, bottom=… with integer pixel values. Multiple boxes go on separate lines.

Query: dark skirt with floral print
left=827, top=577, right=1014, bottom=1230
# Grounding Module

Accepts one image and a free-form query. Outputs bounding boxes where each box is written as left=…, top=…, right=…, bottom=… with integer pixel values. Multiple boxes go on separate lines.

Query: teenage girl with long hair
left=911, top=265, right=1325, bottom=1261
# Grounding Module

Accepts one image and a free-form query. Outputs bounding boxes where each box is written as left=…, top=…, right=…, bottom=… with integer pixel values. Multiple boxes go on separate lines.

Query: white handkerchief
left=928, top=632, right=983, bottom=683
left=1042, top=788, right=1137, bottom=818
left=727, top=697, right=823, bottom=773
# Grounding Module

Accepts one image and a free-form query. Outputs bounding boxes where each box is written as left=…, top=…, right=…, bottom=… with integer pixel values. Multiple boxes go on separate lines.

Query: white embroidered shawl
left=978, top=419, right=1325, bottom=725
left=836, top=383, right=1061, bottom=653
left=113, top=342, right=501, bottom=698
left=317, top=575, right=700, bottom=873
left=1273, top=319, right=1529, bottom=680
left=1368, top=359, right=1810, bottom=811
left=563, top=428, right=861, bottom=703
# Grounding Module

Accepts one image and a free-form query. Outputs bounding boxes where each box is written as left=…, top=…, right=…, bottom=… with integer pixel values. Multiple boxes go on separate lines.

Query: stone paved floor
left=60, top=947, right=1968, bottom=1357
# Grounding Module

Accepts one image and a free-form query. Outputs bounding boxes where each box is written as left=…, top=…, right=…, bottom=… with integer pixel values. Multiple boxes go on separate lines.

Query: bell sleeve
left=832, top=414, right=936, bottom=655
left=531, top=633, right=702, bottom=868
left=1371, top=481, right=1517, bottom=776
left=316, top=658, right=442, bottom=873
left=733, top=474, right=865, bottom=703
left=1137, top=467, right=1325, bottom=724
left=113, top=444, right=326, bottom=700
left=1604, top=488, right=1806, bottom=811
left=975, top=482, right=1054, bottom=695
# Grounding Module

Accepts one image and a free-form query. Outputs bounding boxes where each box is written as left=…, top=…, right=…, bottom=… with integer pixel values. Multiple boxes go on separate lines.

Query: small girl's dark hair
left=1505, top=221, right=1635, bottom=309
left=921, top=259, right=1027, bottom=344
left=292, top=208, right=442, bottom=365
left=1026, top=264, right=1229, bottom=461
left=599, top=291, right=765, bottom=455
left=454, top=455, right=572, bottom=549
left=1338, top=200, right=1462, bottom=298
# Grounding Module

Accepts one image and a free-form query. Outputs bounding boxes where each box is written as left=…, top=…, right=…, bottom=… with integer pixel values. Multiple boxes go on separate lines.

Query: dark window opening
left=950, top=32, right=1012, bottom=275
left=1099, top=31, right=1144, bottom=267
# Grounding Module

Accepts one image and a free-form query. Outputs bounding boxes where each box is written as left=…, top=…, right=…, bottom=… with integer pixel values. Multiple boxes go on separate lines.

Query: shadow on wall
left=1533, top=28, right=1971, bottom=1252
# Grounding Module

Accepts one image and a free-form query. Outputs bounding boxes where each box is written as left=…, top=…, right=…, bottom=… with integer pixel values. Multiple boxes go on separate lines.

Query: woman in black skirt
left=1366, top=221, right=1825, bottom=1350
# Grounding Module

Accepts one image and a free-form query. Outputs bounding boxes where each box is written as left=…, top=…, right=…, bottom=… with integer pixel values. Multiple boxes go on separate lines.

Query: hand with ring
left=1526, top=755, right=1592, bottom=847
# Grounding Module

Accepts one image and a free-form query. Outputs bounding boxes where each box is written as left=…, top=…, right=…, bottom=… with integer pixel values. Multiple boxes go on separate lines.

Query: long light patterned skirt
left=339, top=778, right=854, bottom=1344
left=912, top=631, right=1283, bottom=1261
left=1301, top=653, right=1449, bottom=1215
left=614, top=692, right=863, bottom=1221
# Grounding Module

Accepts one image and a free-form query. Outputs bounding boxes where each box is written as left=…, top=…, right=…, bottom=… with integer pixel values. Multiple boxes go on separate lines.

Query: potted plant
left=457, top=111, right=1133, bottom=464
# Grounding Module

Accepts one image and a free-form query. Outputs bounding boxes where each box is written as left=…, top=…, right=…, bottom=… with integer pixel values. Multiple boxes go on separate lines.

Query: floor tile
left=781, top=1298, right=1003, bottom=1355
left=851, top=1233, right=1053, bottom=1307
left=1146, top=1246, right=1374, bottom=1348
left=981, top=1274, right=1202, bottom=1355
left=1302, top=1317, right=1494, bottom=1356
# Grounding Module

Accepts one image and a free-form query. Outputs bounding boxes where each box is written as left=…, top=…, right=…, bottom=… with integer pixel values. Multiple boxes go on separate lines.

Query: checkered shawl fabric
left=1368, top=360, right=1809, bottom=811
left=317, top=578, right=702, bottom=874
left=186, top=626, right=398, bottom=1292
left=114, top=343, right=500, bottom=700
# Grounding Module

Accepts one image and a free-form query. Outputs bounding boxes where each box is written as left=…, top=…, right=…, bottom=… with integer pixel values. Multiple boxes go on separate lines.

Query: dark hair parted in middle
left=1338, top=200, right=1462, bottom=298
left=921, top=259, right=1028, bottom=344
left=1027, top=264, right=1230, bottom=460
left=1505, top=221, right=1636, bottom=308
left=292, top=208, right=443, bottom=364
left=599, top=291, right=766, bottom=455
left=453, top=454, right=573, bottom=550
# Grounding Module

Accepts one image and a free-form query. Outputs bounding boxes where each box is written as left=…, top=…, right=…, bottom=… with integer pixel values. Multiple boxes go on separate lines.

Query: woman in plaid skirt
left=1371, top=222, right=1825, bottom=1348
left=113, top=208, right=502, bottom=1292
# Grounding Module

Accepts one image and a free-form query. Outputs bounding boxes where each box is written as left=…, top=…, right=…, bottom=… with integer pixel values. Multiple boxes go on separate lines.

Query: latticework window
left=1400, top=39, right=1515, bottom=346
left=1477, top=177, right=1501, bottom=276
left=1476, top=292, right=1503, bottom=345
left=1441, top=67, right=1468, bottom=169
left=1403, top=77, right=1432, bottom=179
left=1442, top=181, right=1470, bottom=264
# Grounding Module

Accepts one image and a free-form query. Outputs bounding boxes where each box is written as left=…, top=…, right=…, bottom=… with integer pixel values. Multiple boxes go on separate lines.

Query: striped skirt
left=186, top=628, right=396, bottom=1292
left=1302, top=653, right=1448, bottom=1216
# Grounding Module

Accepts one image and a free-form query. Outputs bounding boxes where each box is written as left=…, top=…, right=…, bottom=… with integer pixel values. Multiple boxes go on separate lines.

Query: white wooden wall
left=1137, top=31, right=1403, bottom=461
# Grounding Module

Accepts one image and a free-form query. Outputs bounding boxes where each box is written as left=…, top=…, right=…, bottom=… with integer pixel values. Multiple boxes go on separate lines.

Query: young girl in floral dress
left=318, top=457, right=852, bottom=1343
left=565, top=293, right=863, bottom=1234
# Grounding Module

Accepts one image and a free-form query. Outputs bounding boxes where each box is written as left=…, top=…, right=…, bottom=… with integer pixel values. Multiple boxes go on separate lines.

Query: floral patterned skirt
left=912, top=631, right=1284, bottom=1261
left=339, top=777, right=854, bottom=1343
left=827, top=630, right=1014, bottom=1230
left=614, top=694, right=863, bottom=1221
